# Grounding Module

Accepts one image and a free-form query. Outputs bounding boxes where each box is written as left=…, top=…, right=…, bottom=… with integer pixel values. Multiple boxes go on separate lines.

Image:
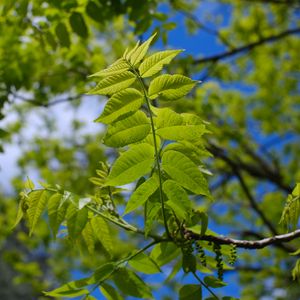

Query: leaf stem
left=127, top=62, right=171, bottom=239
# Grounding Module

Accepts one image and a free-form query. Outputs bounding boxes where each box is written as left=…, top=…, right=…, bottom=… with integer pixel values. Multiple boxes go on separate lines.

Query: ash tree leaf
left=103, top=111, right=151, bottom=147
left=139, top=49, right=183, bottom=78
left=89, top=59, right=129, bottom=78
left=113, top=268, right=152, bottom=299
left=163, top=180, right=191, bottom=221
left=69, top=12, right=88, bottom=38
left=155, top=108, right=207, bottom=141
left=124, top=175, right=159, bottom=215
left=88, top=71, right=136, bottom=96
left=163, top=141, right=211, bottom=166
left=128, top=252, right=161, bottom=274
left=66, top=205, right=88, bottom=240
left=162, top=150, right=210, bottom=196
left=90, top=216, right=113, bottom=255
left=204, top=276, right=227, bottom=288
left=129, top=33, right=157, bottom=65
left=179, top=284, right=202, bottom=300
left=55, top=22, right=70, bottom=48
left=145, top=201, right=160, bottom=237
left=44, top=277, right=91, bottom=298
left=105, top=143, right=155, bottom=186
left=82, top=221, right=95, bottom=254
left=95, top=88, right=144, bottom=124
left=182, top=253, right=197, bottom=273
left=48, top=193, right=69, bottom=238
left=148, top=74, right=197, bottom=101
left=27, top=190, right=49, bottom=235
left=100, top=283, right=123, bottom=300
left=150, top=242, right=180, bottom=267
left=91, top=263, right=115, bottom=283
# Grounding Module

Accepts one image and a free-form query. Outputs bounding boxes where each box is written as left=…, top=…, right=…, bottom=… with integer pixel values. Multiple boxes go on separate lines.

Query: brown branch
left=208, top=143, right=292, bottom=193
left=187, top=229, right=300, bottom=250
left=11, top=92, right=82, bottom=107
left=193, top=27, right=300, bottom=65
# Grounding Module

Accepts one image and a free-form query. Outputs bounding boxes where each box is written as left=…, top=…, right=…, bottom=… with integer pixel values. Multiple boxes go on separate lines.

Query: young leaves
left=128, top=33, right=156, bottom=66
left=124, top=175, right=159, bottom=215
left=128, top=252, right=161, bottom=274
left=103, top=111, right=151, bottom=147
left=149, top=74, right=197, bottom=101
left=162, top=150, right=210, bottom=196
left=163, top=180, right=191, bottom=221
left=105, top=144, right=155, bottom=186
left=88, top=71, right=136, bottom=95
left=139, top=49, right=183, bottom=77
left=89, top=59, right=129, bottom=78
left=113, top=268, right=152, bottom=299
left=27, top=190, right=49, bottom=235
left=155, top=108, right=207, bottom=141
left=95, top=88, right=143, bottom=124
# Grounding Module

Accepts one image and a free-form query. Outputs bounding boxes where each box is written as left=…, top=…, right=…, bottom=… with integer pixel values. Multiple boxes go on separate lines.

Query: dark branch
left=193, top=27, right=300, bottom=65
left=187, top=229, right=300, bottom=250
left=11, top=92, right=82, bottom=107
left=208, top=143, right=292, bottom=193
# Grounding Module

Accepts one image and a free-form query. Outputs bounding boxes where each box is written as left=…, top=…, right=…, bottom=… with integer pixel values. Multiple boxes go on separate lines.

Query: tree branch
left=11, top=91, right=82, bottom=107
left=193, top=27, right=300, bottom=65
left=187, top=229, right=300, bottom=250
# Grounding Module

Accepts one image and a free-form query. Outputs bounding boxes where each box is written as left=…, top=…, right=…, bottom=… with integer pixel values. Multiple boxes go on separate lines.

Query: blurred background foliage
left=0, top=0, right=300, bottom=299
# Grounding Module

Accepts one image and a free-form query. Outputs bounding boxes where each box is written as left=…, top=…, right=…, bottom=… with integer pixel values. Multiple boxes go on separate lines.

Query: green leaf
left=182, top=253, right=197, bottom=273
left=24, top=177, right=35, bottom=190
left=66, top=205, right=88, bottom=240
left=90, top=216, right=113, bottom=254
left=148, top=74, right=197, bottom=101
left=162, top=150, right=210, bottom=196
left=124, top=175, right=159, bottom=215
left=150, top=242, right=180, bottom=266
left=139, top=49, right=183, bottom=78
left=163, top=180, right=191, bottom=221
left=129, top=33, right=157, bottom=66
left=204, top=275, right=227, bottom=288
left=89, top=59, right=129, bottom=78
left=179, top=284, right=202, bottom=300
left=145, top=201, right=160, bottom=237
left=88, top=71, right=136, bottom=96
left=95, top=88, right=144, bottom=124
left=129, top=252, right=161, bottom=274
left=44, top=278, right=90, bottom=298
left=69, top=12, right=88, bottom=38
left=82, top=221, right=95, bottom=254
left=105, top=143, right=155, bottom=186
left=103, top=111, right=151, bottom=147
left=12, top=197, right=25, bottom=229
left=55, top=22, right=70, bottom=48
left=113, top=268, right=152, bottom=298
left=163, top=141, right=211, bottom=165
left=100, top=283, right=122, bottom=300
left=48, top=193, right=69, bottom=238
left=27, top=190, right=49, bottom=235
left=155, top=108, right=207, bottom=141
left=92, top=263, right=115, bottom=283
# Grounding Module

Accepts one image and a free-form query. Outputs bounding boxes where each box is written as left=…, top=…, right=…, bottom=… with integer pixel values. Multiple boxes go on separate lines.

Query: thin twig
left=193, top=27, right=300, bottom=64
